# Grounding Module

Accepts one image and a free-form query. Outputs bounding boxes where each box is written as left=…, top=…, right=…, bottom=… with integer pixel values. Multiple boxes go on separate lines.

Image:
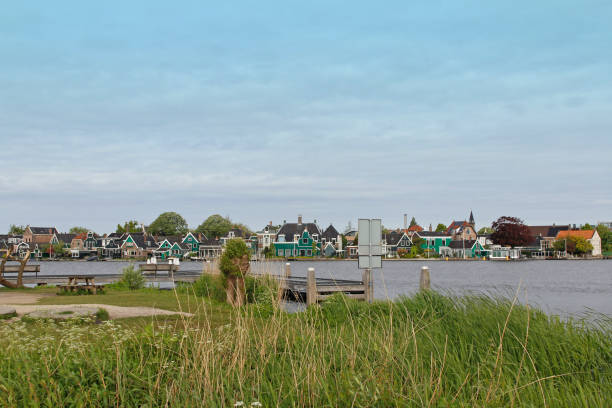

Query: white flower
left=234, top=402, right=244, bottom=407
left=251, top=402, right=262, bottom=407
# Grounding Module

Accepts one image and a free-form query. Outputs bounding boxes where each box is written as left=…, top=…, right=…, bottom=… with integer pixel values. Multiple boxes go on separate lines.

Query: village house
left=274, top=216, right=321, bottom=258
left=526, top=225, right=570, bottom=252
left=555, top=229, right=602, bottom=256
left=23, top=226, right=58, bottom=246
left=383, top=231, right=412, bottom=258
left=441, top=240, right=486, bottom=258
left=198, top=237, right=223, bottom=259
left=255, top=222, right=278, bottom=256
left=414, top=230, right=452, bottom=255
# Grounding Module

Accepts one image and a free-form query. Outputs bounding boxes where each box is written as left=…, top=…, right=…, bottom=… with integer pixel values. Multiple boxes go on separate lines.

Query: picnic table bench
left=57, top=275, right=105, bottom=295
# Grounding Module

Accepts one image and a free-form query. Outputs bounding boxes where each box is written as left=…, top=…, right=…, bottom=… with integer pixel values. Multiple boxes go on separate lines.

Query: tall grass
left=0, top=289, right=610, bottom=407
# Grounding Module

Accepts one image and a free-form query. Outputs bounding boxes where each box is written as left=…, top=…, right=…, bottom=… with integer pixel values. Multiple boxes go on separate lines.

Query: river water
left=5, top=260, right=612, bottom=318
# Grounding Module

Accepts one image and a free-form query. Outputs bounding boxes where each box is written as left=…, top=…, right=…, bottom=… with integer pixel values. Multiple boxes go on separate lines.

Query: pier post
left=307, top=267, right=317, bottom=306
left=284, top=262, right=291, bottom=279
left=420, top=266, right=430, bottom=291
left=362, top=268, right=373, bottom=303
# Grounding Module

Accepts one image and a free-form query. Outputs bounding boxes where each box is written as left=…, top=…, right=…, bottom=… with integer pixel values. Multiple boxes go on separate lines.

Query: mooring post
left=362, top=268, right=373, bottom=303
left=307, top=267, right=316, bottom=306
left=284, top=262, right=291, bottom=279
left=420, top=266, right=430, bottom=291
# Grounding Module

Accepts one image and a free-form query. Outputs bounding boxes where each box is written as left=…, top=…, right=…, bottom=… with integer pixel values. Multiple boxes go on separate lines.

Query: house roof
left=56, top=233, right=76, bottom=243
left=556, top=230, right=596, bottom=240
left=407, top=225, right=423, bottom=232
left=448, top=240, right=479, bottom=249
left=446, top=221, right=474, bottom=234
left=528, top=225, right=570, bottom=238
left=277, top=223, right=322, bottom=242
left=199, top=238, right=222, bottom=247
left=322, top=224, right=340, bottom=239
left=28, top=227, right=58, bottom=235
left=385, top=231, right=409, bottom=246
left=416, top=231, right=449, bottom=238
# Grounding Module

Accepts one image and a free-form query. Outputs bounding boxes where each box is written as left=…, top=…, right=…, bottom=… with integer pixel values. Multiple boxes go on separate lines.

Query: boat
left=85, top=255, right=98, bottom=262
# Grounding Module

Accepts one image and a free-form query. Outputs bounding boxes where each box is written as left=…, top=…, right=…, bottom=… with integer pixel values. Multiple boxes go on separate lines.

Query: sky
left=1, top=1, right=611, bottom=234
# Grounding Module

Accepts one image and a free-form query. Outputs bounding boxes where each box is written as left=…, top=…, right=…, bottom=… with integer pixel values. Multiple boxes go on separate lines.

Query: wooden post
left=278, top=262, right=291, bottom=302
left=284, top=262, right=291, bottom=279
left=420, top=266, right=430, bottom=291
left=307, top=267, right=316, bottom=306
left=362, top=268, right=373, bottom=303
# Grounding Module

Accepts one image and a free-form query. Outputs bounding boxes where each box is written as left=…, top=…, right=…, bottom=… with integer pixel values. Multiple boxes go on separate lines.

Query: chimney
left=314, top=219, right=317, bottom=225
left=298, top=215, right=302, bottom=225
left=269, top=221, right=272, bottom=226
left=283, top=220, right=286, bottom=225
left=404, top=214, right=407, bottom=230
left=429, top=224, right=432, bottom=232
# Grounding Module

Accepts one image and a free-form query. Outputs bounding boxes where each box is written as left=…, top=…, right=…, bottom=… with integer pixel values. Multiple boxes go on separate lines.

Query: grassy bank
left=0, top=284, right=610, bottom=407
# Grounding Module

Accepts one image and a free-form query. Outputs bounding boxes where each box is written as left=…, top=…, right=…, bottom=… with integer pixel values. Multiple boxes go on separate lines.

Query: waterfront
left=9, top=259, right=611, bottom=318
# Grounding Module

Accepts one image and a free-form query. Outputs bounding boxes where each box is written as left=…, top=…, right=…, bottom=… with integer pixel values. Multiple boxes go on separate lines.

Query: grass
left=0, top=282, right=610, bottom=407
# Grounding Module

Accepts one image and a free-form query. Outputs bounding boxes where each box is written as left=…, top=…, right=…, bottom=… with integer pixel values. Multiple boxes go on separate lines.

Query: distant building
left=526, top=225, right=570, bottom=251
left=555, top=230, right=602, bottom=256
left=274, top=216, right=321, bottom=257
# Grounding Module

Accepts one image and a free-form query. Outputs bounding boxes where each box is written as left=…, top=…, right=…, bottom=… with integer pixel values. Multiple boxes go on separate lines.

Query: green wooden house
left=274, top=229, right=320, bottom=257
left=414, top=231, right=453, bottom=255
left=181, top=232, right=200, bottom=252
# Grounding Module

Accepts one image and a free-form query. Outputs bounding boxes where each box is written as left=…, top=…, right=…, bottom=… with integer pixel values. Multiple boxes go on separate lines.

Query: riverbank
left=0, top=285, right=610, bottom=406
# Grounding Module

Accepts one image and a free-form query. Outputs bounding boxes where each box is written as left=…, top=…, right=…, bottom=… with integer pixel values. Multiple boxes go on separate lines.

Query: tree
left=219, top=239, right=251, bottom=306
left=478, top=227, right=493, bottom=235
left=411, top=236, right=425, bottom=254
left=581, top=223, right=594, bottom=230
left=553, top=236, right=593, bottom=255
left=596, top=224, right=612, bottom=253
left=148, top=212, right=188, bottom=236
left=116, top=220, right=140, bottom=234
left=69, top=226, right=89, bottom=234
left=8, top=224, right=25, bottom=235
left=353, top=234, right=358, bottom=246
left=196, top=215, right=233, bottom=238
left=490, top=216, right=533, bottom=247
left=435, top=224, right=447, bottom=233
left=409, top=217, right=418, bottom=227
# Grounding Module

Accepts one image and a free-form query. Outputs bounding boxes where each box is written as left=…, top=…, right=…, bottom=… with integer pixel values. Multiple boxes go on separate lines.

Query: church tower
left=469, top=210, right=475, bottom=228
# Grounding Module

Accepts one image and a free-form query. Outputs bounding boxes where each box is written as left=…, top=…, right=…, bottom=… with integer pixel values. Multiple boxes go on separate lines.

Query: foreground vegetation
left=0, top=281, right=610, bottom=407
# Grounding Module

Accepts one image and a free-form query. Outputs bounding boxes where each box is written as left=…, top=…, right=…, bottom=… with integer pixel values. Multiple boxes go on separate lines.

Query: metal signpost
left=358, top=218, right=382, bottom=302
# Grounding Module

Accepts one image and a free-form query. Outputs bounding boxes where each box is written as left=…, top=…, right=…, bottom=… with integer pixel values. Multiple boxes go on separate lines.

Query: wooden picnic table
left=58, top=275, right=105, bottom=295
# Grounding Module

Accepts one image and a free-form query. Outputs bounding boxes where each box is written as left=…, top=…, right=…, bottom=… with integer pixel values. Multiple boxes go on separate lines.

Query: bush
left=119, top=265, right=145, bottom=290
left=95, top=308, right=110, bottom=321
left=219, top=239, right=250, bottom=278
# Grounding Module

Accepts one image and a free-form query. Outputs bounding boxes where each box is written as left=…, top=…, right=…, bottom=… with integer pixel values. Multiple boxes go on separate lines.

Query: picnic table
left=57, top=275, right=105, bottom=295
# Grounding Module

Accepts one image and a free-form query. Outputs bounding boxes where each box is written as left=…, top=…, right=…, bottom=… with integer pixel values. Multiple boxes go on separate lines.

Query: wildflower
left=234, top=402, right=244, bottom=407
left=251, top=402, right=262, bottom=407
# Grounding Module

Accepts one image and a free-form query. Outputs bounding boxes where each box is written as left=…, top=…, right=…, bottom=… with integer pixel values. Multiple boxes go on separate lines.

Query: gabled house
left=255, top=223, right=278, bottom=256
left=555, top=230, right=602, bottom=256
left=23, top=226, right=58, bottom=246
left=383, top=231, right=412, bottom=258
left=441, top=240, right=485, bottom=258
left=414, top=231, right=452, bottom=255
left=181, top=232, right=201, bottom=253
left=121, top=233, right=149, bottom=258
left=321, top=224, right=343, bottom=257
left=446, top=221, right=477, bottom=241
left=274, top=217, right=321, bottom=258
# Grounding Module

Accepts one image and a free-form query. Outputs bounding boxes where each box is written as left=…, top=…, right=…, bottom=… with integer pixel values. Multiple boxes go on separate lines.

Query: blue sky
left=1, top=1, right=611, bottom=233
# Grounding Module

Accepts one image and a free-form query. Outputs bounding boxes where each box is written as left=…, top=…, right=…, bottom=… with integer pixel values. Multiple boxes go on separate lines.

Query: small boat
left=86, top=256, right=98, bottom=262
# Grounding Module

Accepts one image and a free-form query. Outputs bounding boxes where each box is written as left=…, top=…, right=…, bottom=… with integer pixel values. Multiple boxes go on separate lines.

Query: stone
left=26, top=306, right=98, bottom=320
left=0, top=306, right=17, bottom=318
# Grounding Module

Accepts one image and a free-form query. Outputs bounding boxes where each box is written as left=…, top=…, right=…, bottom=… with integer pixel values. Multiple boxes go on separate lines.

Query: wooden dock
left=264, top=264, right=373, bottom=305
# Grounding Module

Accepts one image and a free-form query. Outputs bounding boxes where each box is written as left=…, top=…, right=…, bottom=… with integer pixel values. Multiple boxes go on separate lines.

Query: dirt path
left=0, top=293, right=192, bottom=319
left=1, top=304, right=193, bottom=319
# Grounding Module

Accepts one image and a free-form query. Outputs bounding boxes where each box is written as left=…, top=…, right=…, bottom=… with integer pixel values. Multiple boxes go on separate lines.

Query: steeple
left=469, top=210, right=475, bottom=227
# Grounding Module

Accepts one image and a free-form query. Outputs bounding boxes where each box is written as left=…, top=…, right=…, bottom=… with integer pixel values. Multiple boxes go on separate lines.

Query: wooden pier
left=138, top=263, right=179, bottom=278
left=268, top=263, right=373, bottom=305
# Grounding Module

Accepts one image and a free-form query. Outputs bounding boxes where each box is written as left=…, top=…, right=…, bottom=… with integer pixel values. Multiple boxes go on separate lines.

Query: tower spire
left=469, top=210, right=475, bottom=226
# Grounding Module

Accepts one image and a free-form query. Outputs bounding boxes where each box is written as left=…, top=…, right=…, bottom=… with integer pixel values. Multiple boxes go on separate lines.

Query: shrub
left=119, top=265, right=145, bottom=290
left=95, top=308, right=110, bottom=321
left=219, top=239, right=250, bottom=278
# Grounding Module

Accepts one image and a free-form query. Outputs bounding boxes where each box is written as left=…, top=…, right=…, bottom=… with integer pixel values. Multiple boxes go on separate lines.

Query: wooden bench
left=58, top=275, right=105, bottom=295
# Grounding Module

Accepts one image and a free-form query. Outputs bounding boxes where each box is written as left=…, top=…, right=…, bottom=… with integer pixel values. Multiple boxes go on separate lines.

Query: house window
left=302, top=238, right=308, bottom=244
left=307, top=250, right=312, bottom=256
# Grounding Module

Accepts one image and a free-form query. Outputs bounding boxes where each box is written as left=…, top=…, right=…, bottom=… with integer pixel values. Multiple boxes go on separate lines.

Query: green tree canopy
left=69, top=226, right=89, bottom=234
left=8, top=224, right=25, bottom=235
left=553, top=236, right=594, bottom=255
left=196, top=215, right=233, bottom=238
left=219, top=239, right=251, bottom=278
left=596, top=224, right=612, bottom=253
left=435, top=224, right=447, bottom=232
left=409, top=217, right=418, bottom=227
left=581, top=223, right=594, bottom=230
left=148, top=212, right=189, bottom=236
left=478, top=227, right=493, bottom=235
left=116, top=220, right=140, bottom=234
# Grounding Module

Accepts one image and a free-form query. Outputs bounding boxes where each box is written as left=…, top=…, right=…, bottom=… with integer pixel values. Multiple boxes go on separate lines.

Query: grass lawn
left=0, top=281, right=610, bottom=407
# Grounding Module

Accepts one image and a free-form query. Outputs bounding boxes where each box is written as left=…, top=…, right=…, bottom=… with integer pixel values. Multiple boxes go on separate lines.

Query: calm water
left=252, top=260, right=612, bottom=318
left=7, top=260, right=612, bottom=318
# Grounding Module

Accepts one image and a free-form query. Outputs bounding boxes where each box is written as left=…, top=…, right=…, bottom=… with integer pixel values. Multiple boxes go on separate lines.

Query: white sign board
left=358, top=218, right=382, bottom=269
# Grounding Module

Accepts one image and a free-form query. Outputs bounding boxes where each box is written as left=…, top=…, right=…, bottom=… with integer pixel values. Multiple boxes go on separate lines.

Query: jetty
left=267, top=264, right=373, bottom=305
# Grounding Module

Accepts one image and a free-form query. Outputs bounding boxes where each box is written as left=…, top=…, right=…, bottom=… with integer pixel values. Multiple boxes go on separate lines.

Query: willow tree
left=0, top=251, right=31, bottom=289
